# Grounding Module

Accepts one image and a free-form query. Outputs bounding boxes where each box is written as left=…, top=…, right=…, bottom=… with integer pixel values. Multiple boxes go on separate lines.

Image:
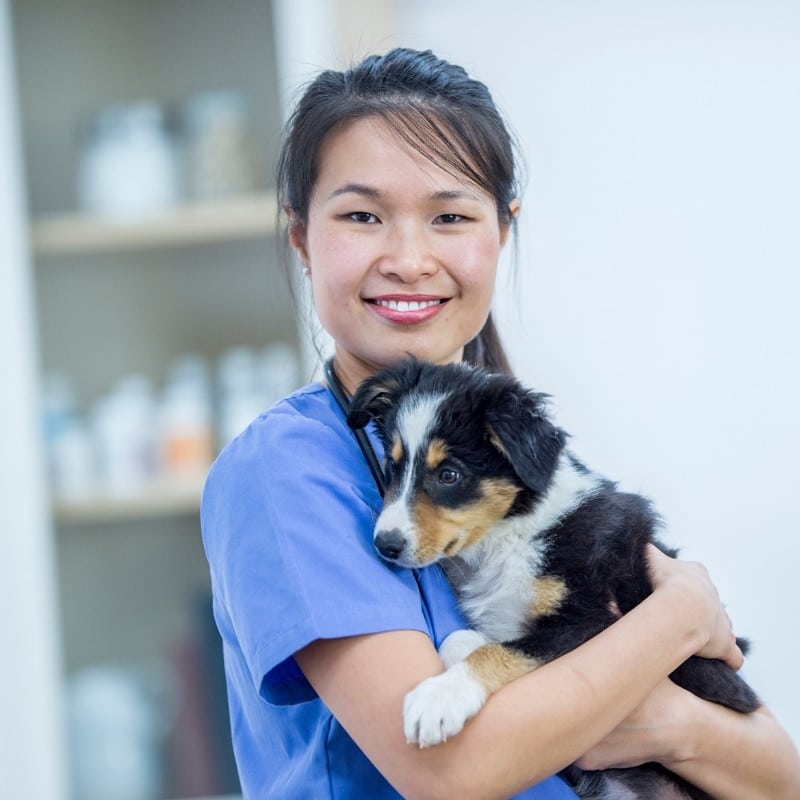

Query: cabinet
left=11, top=1, right=296, bottom=798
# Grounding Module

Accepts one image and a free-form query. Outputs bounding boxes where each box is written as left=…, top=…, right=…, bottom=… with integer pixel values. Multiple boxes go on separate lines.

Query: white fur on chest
left=444, top=453, right=602, bottom=642
left=445, top=518, right=541, bottom=641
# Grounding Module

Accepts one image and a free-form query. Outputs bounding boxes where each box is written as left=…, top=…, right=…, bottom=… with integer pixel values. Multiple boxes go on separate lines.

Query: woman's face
left=290, top=116, right=511, bottom=392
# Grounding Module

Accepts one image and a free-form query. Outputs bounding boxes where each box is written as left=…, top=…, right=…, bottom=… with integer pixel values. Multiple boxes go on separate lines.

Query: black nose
left=375, top=528, right=406, bottom=561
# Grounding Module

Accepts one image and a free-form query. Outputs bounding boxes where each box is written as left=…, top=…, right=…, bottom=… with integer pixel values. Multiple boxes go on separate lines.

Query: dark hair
left=277, top=47, right=521, bottom=375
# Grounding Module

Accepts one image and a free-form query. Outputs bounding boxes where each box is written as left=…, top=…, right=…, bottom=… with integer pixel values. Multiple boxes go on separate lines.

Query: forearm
left=442, top=582, right=713, bottom=796
left=299, top=581, right=714, bottom=800
left=665, top=700, right=800, bottom=800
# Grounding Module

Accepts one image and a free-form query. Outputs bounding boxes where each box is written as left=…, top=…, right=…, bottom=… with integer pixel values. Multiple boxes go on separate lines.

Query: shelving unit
left=52, top=475, right=206, bottom=525
left=31, top=192, right=278, bottom=256
left=11, top=1, right=292, bottom=798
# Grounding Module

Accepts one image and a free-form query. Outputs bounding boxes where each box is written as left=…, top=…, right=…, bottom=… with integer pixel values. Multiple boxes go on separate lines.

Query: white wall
left=396, top=1, right=799, bottom=743
left=0, top=2, right=69, bottom=797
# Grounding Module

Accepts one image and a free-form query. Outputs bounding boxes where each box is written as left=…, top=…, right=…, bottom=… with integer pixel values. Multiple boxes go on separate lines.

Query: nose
left=374, top=528, right=407, bottom=561
left=379, top=222, right=437, bottom=281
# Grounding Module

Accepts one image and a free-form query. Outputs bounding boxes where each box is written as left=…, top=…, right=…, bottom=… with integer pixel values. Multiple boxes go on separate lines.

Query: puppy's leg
left=670, top=653, right=760, bottom=713
left=438, top=628, right=488, bottom=667
left=404, top=641, right=539, bottom=748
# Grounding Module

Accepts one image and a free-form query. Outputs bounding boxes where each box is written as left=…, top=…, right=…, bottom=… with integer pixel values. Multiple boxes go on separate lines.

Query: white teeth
left=376, top=299, right=441, bottom=311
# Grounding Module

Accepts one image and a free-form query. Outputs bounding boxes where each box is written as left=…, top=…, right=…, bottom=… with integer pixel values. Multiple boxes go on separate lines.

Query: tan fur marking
left=485, top=424, right=509, bottom=459
left=529, top=576, right=568, bottom=618
left=411, top=478, right=520, bottom=563
left=391, top=435, right=403, bottom=465
left=425, top=438, right=449, bottom=470
left=465, top=643, right=540, bottom=695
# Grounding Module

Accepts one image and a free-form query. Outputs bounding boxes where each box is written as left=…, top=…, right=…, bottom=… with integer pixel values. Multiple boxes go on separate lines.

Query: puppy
left=347, top=358, right=759, bottom=800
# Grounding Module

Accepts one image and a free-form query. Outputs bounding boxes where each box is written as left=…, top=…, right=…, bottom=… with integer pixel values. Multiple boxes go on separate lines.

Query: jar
left=180, top=89, right=258, bottom=200
left=78, top=100, right=178, bottom=219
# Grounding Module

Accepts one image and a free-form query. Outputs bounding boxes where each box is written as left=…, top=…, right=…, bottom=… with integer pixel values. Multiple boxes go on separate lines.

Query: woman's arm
left=576, top=678, right=800, bottom=800
left=295, top=548, right=744, bottom=800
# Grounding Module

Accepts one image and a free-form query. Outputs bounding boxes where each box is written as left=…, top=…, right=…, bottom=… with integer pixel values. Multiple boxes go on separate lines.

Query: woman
left=201, top=48, right=799, bottom=799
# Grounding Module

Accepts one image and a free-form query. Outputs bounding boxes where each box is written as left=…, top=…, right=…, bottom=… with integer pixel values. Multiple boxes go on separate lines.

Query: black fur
left=348, top=358, right=759, bottom=800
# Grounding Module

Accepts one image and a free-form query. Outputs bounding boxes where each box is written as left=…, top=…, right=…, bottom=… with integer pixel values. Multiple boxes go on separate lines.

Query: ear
left=499, top=198, right=521, bottom=248
left=286, top=211, right=310, bottom=268
left=346, top=373, right=401, bottom=430
left=485, top=384, right=566, bottom=492
left=346, top=356, right=425, bottom=430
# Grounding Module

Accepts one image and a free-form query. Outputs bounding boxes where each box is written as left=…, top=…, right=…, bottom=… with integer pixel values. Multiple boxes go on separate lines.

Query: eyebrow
left=327, top=183, right=381, bottom=200
left=326, top=183, right=481, bottom=203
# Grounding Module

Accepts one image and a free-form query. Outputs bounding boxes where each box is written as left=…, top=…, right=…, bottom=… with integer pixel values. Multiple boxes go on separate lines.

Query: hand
left=646, top=545, right=744, bottom=670
left=574, top=678, right=693, bottom=770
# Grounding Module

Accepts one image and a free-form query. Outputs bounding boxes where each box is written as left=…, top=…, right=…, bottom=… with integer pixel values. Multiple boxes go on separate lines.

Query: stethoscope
left=324, top=357, right=388, bottom=497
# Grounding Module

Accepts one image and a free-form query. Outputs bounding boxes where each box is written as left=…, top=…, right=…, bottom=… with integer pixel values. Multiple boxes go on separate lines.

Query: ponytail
left=463, top=313, right=513, bottom=376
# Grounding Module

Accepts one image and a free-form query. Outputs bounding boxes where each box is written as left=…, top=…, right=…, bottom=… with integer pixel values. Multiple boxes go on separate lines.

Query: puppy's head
left=348, top=359, right=566, bottom=567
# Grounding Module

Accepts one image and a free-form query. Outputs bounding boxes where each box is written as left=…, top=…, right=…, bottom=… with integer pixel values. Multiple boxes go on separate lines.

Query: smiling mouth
left=371, top=298, right=445, bottom=311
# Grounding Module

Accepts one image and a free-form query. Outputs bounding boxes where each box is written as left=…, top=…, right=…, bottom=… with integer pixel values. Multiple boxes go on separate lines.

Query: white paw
left=403, top=662, right=487, bottom=748
left=439, top=629, right=488, bottom=668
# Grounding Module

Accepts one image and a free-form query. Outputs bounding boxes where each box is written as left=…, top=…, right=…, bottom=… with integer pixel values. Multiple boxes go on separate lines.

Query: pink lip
left=366, top=294, right=449, bottom=325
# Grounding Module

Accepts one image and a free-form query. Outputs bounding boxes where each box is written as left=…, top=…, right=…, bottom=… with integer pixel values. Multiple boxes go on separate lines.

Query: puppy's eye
left=438, top=468, right=460, bottom=485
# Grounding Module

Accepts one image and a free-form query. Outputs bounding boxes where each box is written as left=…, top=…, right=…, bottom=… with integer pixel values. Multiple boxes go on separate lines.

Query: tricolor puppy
left=347, top=358, right=759, bottom=800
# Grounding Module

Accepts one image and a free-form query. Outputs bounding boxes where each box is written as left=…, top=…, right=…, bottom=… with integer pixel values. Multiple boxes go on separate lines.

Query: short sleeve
left=201, top=394, right=439, bottom=706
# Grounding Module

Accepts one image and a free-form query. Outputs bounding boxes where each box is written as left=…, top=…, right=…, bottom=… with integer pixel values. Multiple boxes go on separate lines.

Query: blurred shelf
left=31, top=192, right=278, bottom=256
left=53, top=474, right=206, bottom=524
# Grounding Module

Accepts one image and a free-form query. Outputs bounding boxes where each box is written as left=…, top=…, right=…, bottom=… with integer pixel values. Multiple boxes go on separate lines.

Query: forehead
left=313, top=117, right=494, bottom=206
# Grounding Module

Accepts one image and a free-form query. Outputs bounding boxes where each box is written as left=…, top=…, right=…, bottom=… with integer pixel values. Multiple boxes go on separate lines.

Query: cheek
left=411, top=478, right=519, bottom=559
left=305, top=215, right=372, bottom=277
left=307, top=232, right=367, bottom=306
left=446, top=238, right=501, bottom=294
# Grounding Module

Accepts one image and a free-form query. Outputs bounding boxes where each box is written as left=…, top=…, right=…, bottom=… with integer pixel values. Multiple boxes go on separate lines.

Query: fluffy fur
left=347, top=358, right=759, bottom=800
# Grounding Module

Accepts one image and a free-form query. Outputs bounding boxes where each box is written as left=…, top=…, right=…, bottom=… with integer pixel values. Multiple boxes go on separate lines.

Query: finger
left=725, top=635, right=745, bottom=671
left=644, top=543, right=672, bottom=584
left=723, top=608, right=745, bottom=670
left=729, top=647, right=745, bottom=671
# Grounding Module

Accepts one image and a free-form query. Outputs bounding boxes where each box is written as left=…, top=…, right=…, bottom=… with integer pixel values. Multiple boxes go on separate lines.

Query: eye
left=438, top=467, right=461, bottom=485
left=434, top=213, right=464, bottom=225
left=349, top=211, right=380, bottom=224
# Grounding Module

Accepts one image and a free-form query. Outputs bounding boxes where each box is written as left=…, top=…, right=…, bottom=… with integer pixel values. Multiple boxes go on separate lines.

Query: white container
left=41, top=371, right=94, bottom=498
left=91, top=375, right=158, bottom=495
left=217, top=346, right=262, bottom=446
left=78, top=101, right=178, bottom=220
left=50, top=418, right=94, bottom=500
left=180, top=89, right=258, bottom=200
left=67, top=666, right=163, bottom=800
left=158, top=355, right=214, bottom=480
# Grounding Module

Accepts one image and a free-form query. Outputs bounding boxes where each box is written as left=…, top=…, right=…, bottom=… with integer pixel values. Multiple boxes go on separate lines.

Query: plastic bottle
left=92, top=375, right=158, bottom=495
left=78, top=100, right=178, bottom=219
left=158, top=356, right=214, bottom=481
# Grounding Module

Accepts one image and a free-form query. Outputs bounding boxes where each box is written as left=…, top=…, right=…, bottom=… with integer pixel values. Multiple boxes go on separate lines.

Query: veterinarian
left=201, top=48, right=800, bottom=799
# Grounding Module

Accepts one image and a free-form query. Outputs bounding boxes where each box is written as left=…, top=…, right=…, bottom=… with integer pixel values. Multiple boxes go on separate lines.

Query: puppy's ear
left=346, top=374, right=400, bottom=430
left=346, top=356, right=424, bottom=430
left=485, top=385, right=566, bottom=492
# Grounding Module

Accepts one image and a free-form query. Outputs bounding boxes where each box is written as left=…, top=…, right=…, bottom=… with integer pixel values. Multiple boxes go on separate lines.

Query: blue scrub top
left=201, top=383, right=578, bottom=799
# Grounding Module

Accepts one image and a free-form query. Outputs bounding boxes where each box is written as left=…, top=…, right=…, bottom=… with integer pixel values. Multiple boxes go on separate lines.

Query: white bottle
left=92, top=375, right=157, bottom=496
left=217, top=346, right=263, bottom=447
left=78, top=100, right=178, bottom=220
left=41, top=372, right=94, bottom=499
left=158, top=355, right=214, bottom=481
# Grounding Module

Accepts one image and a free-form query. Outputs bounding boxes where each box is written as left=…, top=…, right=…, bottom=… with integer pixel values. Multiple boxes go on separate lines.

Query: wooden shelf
left=53, top=475, right=205, bottom=524
left=31, top=192, right=278, bottom=256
